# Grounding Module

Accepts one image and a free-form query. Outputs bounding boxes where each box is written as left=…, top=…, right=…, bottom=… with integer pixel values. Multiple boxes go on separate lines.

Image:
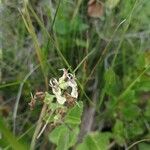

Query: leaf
left=113, top=119, right=125, bottom=146
left=54, top=19, right=71, bottom=35
left=56, top=128, right=69, bottom=150
left=81, top=135, right=100, bottom=150
left=0, top=116, right=27, bottom=150
left=44, top=92, right=55, bottom=105
left=121, top=90, right=136, bottom=104
left=88, top=0, right=104, bottom=18
left=106, top=0, right=120, bottom=9
left=43, top=113, right=55, bottom=123
left=126, top=120, right=144, bottom=139
left=91, top=132, right=112, bottom=150
left=145, top=51, right=150, bottom=68
left=76, top=132, right=112, bottom=150
left=64, top=101, right=83, bottom=125
left=104, top=68, right=120, bottom=96
left=106, top=97, right=118, bottom=114
left=47, top=103, right=58, bottom=111
left=49, top=102, right=83, bottom=149
left=71, top=17, right=89, bottom=32
left=49, top=124, right=79, bottom=149
left=138, top=143, right=150, bottom=150
left=135, top=80, right=150, bottom=92
left=135, top=52, right=145, bottom=70
left=49, top=125, right=66, bottom=145
left=122, top=104, right=141, bottom=121
left=144, top=100, right=150, bottom=121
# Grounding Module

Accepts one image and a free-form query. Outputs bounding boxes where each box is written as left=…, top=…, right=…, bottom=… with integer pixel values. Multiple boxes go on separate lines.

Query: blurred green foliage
left=0, top=0, right=150, bottom=149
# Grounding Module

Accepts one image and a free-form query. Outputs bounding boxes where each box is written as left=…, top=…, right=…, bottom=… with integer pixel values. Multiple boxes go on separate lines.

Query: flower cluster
left=28, top=68, right=79, bottom=138
left=49, top=68, right=78, bottom=105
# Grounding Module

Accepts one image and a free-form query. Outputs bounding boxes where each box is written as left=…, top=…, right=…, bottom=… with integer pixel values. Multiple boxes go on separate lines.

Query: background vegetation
left=0, top=0, right=150, bottom=149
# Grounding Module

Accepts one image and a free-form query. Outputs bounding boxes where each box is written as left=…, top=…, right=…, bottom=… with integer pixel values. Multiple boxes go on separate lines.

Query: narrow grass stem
left=126, top=138, right=150, bottom=150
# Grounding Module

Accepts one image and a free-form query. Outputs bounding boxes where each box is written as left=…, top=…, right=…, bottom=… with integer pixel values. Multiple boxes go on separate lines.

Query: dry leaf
left=28, top=98, right=36, bottom=110
left=88, top=0, right=104, bottom=18
left=28, top=93, right=36, bottom=110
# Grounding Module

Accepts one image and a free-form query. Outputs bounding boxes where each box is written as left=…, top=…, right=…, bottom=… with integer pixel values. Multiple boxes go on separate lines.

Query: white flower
left=49, top=78, right=66, bottom=104
left=59, top=68, right=68, bottom=81
left=66, top=73, right=78, bottom=98
left=49, top=78, right=61, bottom=95
left=71, top=86, right=78, bottom=98
left=49, top=69, right=78, bottom=104
left=56, top=95, right=66, bottom=105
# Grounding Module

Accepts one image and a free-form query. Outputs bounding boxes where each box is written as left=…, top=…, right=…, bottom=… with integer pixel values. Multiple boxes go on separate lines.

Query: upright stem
left=30, top=104, right=47, bottom=150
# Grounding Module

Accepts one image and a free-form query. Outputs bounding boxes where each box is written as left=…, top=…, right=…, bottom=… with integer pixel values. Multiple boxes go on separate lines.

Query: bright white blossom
left=55, top=95, right=66, bottom=105
left=66, top=73, right=78, bottom=98
left=49, top=69, right=78, bottom=104
left=49, top=78, right=61, bottom=95
left=49, top=78, right=66, bottom=104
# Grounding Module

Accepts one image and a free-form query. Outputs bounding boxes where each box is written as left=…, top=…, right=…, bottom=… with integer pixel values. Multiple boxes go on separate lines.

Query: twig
left=30, top=104, right=47, bottom=150
left=107, top=141, right=115, bottom=150
left=36, top=110, right=54, bottom=139
left=126, top=138, right=150, bottom=150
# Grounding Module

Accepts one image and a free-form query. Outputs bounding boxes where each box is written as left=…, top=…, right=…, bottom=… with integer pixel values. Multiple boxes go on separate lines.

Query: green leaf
left=65, top=101, right=83, bottom=125
left=49, top=124, right=79, bottom=149
left=144, top=100, right=150, bottom=119
left=121, top=90, right=135, bottom=103
left=49, top=102, right=83, bottom=149
left=71, top=17, right=89, bottom=32
left=0, top=117, right=27, bottom=150
left=44, top=92, right=55, bottom=105
left=135, top=52, right=145, bottom=70
left=56, top=128, right=69, bottom=150
left=122, top=104, right=141, bottom=121
left=104, top=68, right=120, bottom=96
left=113, top=119, right=125, bottom=146
left=47, top=103, right=58, bottom=111
left=126, top=120, right=144, bottom=139
left=106, top=97, right=118, bottom=116
left=43, top=113, right=55, bottom=123
left=76, top=132, right=112, bottom=150
left=135, top=80, right=150, bottom=92
left=138, top=143, right=150, bottom=150
left=54, top=19, right=71, bottom=35
left=68, top=127, right=80, bottom=147
left=49, top=125, right=66, bottom=145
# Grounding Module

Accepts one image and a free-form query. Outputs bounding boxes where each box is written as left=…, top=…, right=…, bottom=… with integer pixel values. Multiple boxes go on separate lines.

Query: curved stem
left=126, top=139, right=150, bottom=150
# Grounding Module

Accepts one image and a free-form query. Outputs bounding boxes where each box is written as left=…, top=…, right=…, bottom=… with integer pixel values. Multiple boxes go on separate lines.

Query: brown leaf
left=28, top=98, right=36, bottom=110
left=88, top=0, right=104, bottom=18
left=35, top=91, right=45, bottom=100
left=28, top=93, right=36, bottom=110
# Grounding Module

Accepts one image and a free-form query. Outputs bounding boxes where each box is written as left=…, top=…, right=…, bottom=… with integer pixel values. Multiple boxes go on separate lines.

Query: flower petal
left=56, top=95, right=66, bottom=104
left=71, top=87, right=78, bottom=98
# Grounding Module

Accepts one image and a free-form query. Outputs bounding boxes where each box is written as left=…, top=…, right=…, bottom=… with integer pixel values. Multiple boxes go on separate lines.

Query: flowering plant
left=29, top=68, right=79, bottom=139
